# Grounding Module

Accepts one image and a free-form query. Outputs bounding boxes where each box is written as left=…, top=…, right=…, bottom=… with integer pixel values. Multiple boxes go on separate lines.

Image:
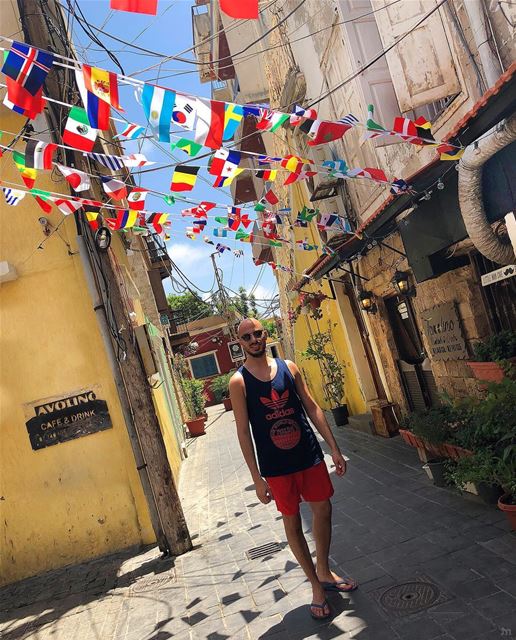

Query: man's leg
left=310, top=500, right=357, bottom=589
left=282, top=513, right=329, bottom=618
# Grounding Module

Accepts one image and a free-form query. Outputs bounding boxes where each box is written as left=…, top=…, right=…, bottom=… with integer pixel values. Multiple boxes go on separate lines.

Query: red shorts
left=265, top=461, right=334, bottom=516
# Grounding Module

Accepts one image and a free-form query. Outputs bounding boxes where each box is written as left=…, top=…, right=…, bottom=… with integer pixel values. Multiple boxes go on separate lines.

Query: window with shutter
left=371, top=0, right=461, bottom=111
left=338, top=0, right=400, bottom=136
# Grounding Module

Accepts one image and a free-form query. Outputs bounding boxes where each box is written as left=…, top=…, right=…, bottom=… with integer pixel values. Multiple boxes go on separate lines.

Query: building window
left=189, top=352, right=220, bottom=379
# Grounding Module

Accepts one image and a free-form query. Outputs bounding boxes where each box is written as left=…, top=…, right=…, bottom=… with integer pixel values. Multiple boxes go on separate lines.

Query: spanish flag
left=170, top=165, right=199, bottom=192
left=82, top=64, right=122, bottom=110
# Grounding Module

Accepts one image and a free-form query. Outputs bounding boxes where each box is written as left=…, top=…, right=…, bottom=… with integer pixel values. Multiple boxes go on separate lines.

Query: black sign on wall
left=24, top=387, right=112, bottom=451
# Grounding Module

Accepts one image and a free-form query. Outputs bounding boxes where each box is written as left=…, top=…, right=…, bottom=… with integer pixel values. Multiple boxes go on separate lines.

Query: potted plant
left=301, top=327, right=348, bottom=426
left=422, top=458, right=447, bottom=487
left=467, top=330, right=516, bottom=383
left=446, top=379, right=516, bottom=523
left=211, top=373, right=233, bottom=411
left=182, top=378, right=207, bottom=436
left=399, top=402, right=474, bottom=460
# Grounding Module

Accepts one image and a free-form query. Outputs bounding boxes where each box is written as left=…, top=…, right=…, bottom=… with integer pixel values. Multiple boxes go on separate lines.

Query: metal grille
left=130, top=573, right=176, bottom=594
left=373, top=577, right=450, bottom=618
left=246, top=542, right=282, bottom=560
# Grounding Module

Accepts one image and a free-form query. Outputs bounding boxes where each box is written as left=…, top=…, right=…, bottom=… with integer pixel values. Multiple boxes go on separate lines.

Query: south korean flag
left=172, top=93, right=196, bottom=130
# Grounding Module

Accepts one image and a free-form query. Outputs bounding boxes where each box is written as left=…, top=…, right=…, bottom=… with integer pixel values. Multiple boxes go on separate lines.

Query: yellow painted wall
left=0, top=115, right=155, bottom=586
left=289, top=185, right=367, bottom=415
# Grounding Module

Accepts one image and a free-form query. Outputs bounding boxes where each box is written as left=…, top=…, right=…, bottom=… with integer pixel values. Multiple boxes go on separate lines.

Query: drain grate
left=129, top=572, right=176, bottom=594
left=246, top=542, right=281, bottom=560
left=373, top=576, right=450, bottom=618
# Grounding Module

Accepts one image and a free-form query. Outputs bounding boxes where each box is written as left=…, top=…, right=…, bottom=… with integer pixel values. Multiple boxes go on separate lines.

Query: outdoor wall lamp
left=358, top=290, right=377, bottom=313
left=95, top=226, right=112, bottom=251
left=392, top=270, right=415, bottom=297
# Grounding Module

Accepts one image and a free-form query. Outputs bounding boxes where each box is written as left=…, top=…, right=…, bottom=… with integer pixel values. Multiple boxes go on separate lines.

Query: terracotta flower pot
left=186, top=417, right=206, bottom=437
left=498, top=494, right=516, bottom=531
left=223, top=397, right=233, bottom=412
left=467, top=361, right=506, bottom=383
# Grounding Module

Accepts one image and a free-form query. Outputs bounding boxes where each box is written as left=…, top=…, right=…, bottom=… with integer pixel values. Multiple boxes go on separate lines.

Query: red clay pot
left=467, top=361, right=506, bottom=383
left=498, top=494, right=516, bottom=531
left=186, top=417, right=206, bottom=437
left=223, top=397, right=232, bottom=412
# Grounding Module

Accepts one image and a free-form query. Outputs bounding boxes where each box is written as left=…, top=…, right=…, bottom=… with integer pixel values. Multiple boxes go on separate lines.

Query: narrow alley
left=1, top=407, right=514, bottom=640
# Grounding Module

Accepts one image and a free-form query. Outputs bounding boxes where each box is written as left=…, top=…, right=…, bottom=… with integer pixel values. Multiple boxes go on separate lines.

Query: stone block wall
left=357, top=232, right=490, bottom=410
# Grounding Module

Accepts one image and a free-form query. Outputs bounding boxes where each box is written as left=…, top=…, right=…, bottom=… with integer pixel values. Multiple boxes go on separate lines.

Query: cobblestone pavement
left=1, top=405, right=515, bottom=639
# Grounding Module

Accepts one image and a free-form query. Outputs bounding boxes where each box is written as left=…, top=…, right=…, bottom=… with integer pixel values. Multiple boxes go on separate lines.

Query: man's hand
left=255, top=477, right=272, bottom=504
left=331, top=449, right=347, bottom=477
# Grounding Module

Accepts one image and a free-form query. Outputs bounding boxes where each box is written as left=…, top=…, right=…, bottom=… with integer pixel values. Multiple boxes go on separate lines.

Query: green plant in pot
left=211, top=373, right=233, bottom=411
left=447, top=379, right=516, bottom=525
left=181, top=378, right=207, bottom=436
left=467, top=330, right=516, bottom=383
left=301, top=327, right=347, bottom=426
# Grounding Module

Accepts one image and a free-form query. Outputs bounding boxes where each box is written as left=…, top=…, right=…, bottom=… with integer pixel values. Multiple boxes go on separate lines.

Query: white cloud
left=168, top=242, right=211, bottom=268
left=250, top=284, right=277, bottom=301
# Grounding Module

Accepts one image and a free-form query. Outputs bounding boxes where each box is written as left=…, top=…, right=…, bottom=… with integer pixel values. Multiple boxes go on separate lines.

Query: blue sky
left=72, top=0, right=278, bottom=307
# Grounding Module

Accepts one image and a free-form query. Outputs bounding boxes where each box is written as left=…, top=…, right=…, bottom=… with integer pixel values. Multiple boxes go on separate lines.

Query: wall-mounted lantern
left=95, top=226, right=112, bottom=252
left=392, top=270, right=415, bottom=297
left=358, top=290, right=377, bottom=314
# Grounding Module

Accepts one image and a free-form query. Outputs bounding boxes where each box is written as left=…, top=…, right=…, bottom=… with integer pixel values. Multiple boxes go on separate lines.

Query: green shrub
left=210, top=373, right=232, bottom=403
left=400, top=403, right=472, bottom=445
left=472, top=330, right=516, bottom=362
left=181, top=378, right=206, bottom=418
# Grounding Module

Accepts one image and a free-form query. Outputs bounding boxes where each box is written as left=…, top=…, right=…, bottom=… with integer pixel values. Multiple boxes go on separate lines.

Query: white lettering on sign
left=481, top=265, right=516, bottom=287
left=35, top=392, right=96, bottom=416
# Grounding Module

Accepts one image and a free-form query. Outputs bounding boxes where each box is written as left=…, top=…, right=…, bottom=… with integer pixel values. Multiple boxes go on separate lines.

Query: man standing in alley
left=229, top=318, right=357, bottom=620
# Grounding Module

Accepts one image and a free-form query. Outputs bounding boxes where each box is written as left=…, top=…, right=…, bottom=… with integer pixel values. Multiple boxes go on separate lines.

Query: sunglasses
left=240, top=329, right=265, bottom=342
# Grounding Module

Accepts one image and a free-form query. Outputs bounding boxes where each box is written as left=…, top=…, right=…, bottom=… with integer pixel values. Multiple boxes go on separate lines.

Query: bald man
left=229, top=318, right=357, bottom=621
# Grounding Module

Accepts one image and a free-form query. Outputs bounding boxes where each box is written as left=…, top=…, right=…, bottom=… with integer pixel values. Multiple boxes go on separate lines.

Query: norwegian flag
left=2, top=42, right=54, bottom=96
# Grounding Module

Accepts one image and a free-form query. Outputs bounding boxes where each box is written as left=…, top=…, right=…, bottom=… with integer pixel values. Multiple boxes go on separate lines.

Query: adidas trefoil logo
left=260, top=389, right=289, bottom=410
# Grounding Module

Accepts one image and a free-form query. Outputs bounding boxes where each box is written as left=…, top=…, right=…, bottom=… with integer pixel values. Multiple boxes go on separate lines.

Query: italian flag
left=63, top=107, right=98, bottom=152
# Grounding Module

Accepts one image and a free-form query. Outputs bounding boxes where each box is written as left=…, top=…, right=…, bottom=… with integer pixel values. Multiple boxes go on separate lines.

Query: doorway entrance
left=384, top=296, right=440, bottom=411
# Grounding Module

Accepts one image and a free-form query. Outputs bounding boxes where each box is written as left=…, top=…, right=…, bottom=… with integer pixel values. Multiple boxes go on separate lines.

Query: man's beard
left=246, top=345, right=266, bottom=358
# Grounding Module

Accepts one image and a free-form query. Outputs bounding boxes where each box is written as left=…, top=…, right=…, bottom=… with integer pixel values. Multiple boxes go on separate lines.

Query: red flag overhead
left=219, top=0, right=258, bottom=19
left=110, top=0, right=158, bottom=15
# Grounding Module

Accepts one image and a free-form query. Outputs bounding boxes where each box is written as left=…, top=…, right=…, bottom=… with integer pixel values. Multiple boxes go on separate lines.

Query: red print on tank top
left=270, top=419, right=301, bottom=449
left=260, top=389, right=295, bottom=421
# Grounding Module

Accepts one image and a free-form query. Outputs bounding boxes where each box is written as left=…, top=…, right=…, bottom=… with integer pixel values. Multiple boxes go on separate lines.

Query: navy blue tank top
left=239, top=358, right=323, bottom=477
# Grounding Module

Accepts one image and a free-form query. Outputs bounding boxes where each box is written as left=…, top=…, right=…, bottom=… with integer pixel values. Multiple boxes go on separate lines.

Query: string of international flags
left=0, top=34, right=464, bottom=270
left=0, top=38, right=465, bottom=158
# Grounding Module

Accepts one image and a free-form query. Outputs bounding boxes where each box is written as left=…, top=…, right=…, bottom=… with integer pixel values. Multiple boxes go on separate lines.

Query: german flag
left=170, top=165, right=199, bottom=192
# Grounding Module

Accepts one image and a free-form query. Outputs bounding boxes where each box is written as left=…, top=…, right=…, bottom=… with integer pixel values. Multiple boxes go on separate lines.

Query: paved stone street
left=1, top=406, right=515, bottom=639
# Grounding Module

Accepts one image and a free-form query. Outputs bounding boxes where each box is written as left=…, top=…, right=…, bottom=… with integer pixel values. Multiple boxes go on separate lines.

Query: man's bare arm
left=229, top=373, right=272, bottom=502
left=286, top=360, right=346, bottom=476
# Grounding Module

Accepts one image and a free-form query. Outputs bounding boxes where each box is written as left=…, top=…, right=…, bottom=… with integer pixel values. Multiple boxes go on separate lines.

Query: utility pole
left=210, top=252, right=238, bottom=340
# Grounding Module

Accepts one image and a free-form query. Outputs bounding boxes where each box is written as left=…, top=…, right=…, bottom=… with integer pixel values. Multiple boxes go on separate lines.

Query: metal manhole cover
left=130, top=572, right=176, bottom=593
left=246, top=542, right=281, bottom=560
left=374, top=577, right=450, bottom=618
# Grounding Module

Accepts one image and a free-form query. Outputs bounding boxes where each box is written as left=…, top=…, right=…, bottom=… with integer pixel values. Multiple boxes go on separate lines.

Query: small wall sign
left=24, top=386, right=112, bottom=451
left=228, top=340, right=245, bottom=362
left=481, top=265, right=515, bottom=286
left=420, top=303, right=468, bottom=361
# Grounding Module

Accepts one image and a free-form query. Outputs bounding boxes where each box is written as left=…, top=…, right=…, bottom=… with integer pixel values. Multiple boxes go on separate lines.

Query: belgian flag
left=171, top=165, right=200, bottom=192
